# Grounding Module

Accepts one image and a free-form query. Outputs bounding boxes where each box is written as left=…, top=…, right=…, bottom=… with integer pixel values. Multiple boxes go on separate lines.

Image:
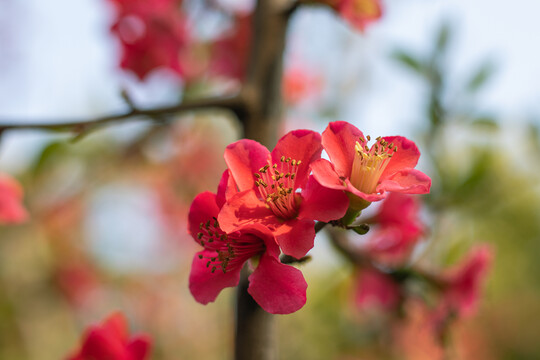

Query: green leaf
left=435, top=21, right=452, bottom=54
left=466, top=61, right=495, bottom=93
left=349, top=224, right=370, bottom=235
left=392, top=50, right=425, bottom=75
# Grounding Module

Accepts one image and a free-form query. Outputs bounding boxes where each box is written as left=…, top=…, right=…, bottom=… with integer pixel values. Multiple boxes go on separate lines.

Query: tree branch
left=0, top=95, right=245, bottom=134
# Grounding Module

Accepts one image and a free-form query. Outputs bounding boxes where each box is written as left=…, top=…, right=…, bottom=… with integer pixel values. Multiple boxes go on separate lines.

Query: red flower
left=189, top=171, right=308, bottom=314
left=336, top=0, right=383, bottom=32
left=68, top=312, right=151, bottom=360
left=367, top=193, right=424, bottom=262
left=441, top=245, right=493, bottom=317
left=0, top=174, right=28, bottom=224
left=109, top=0, right=189, bottom=80
left=218, top=130, right=349, bottom=259
left=354, top=267, right=400, bottom=310
left=311, top=121, right=431, bottom=211
left=210, top=15, right=252, bottom=81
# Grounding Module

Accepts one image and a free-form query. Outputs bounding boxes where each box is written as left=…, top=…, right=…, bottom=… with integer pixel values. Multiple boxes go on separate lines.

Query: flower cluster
left=108, top=0, right=189, bottom=80
left=188, top=121, right=431, bottom=314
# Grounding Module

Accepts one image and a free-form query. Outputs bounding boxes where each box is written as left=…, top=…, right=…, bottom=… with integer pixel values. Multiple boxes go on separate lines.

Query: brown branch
left=0, top=95, right=245, bottom=134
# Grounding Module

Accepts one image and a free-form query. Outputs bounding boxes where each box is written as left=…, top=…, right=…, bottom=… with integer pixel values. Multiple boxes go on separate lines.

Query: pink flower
left=311, top=121, right=431, bottom=211
left=441, top=245, right=493, bottom=317
left=282, top=65, right=322, bottom=105
left=354, top=267, right=400, bottom=310
left=0, top=174, right=28, bottom=224
left=367, top=193, right=424, bottom=262
left=68, top=312, right=151, bottom=360
left=109, top=0, right=189, bottom=80
left=189, top=171, right=308, bottom=314
left=218, top=130, right=349, bottom=259
left=337, top=0, right=383, bottom=32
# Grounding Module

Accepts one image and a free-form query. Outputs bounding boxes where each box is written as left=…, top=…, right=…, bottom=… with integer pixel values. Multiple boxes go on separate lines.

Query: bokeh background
left=1, top=0, right=540, bottom=359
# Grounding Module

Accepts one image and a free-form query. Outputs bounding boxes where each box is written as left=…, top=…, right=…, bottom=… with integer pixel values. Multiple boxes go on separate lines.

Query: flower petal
left=189, top=250, right=242, bottom=305
left=380, top=136, right=421, bottom=179
left=377, top=168, right=431, bottom=195
left=188, top=192, right=220, bottom=241
left=127, top=336, right=152, bottom=360
left=0, top=175, right=28, bottom=224
left=310, top=159, right=348, bottom=191
left=273, top=218, right=316, bottom=259
left=216, top=170, right=238, bottom=208
left=224, top=139, right=270, bottom=192
left=78, top=327, right=126, bottom=360
left=322, top=121, right=365, bottom=178
left=299, top=176, right=349, bottom=222
left=354, top=267, right=400, bottom=310
left=248, top=253, right=307, bottom=314
left=218, top=190, right=274, bottom=233
left=271, top=130, right=322, bottom=189
left=101, top=312, right=128, bottom=342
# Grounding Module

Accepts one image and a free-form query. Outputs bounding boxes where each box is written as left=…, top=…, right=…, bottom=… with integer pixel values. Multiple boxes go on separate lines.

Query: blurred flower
left=189, top=171, right=308, bottom=314
left=210, top=15, right=251, bottom=80
left=354, top=267, right=400, bottom=310
left=441, top=245, right=493, bottom=317
left=109, top=0, right=189, bottom=80
left=219, top=130, right=348, bottom=259
left=336, top=0, right=383, bottom=32
left=68, top=312, right=151, bottom=360
left=0, top=174, right=28, bottom=224
left=367, top=193, right=424, bottom=263
left=282, top=65, right=322, bottom=106
left=311, top=121, right=431, bottom=212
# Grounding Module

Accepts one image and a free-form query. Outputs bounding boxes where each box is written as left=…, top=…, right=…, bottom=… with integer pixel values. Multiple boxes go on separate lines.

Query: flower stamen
left=197, top=217, right=265, bottom=273
left=350, top=136, right=396, bottom=194
left=254, top=156, right=301, bottom=219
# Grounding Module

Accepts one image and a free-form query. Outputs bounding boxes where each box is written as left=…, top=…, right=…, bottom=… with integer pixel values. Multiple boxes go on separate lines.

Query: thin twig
left=0, top=95, right=245, bottom=134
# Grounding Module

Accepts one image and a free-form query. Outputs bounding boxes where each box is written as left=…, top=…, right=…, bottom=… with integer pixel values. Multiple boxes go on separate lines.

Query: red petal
left=0, top=175, right=28, bottom=224
left=217, top=190, right=274, bottom=233
left=127, top=336, right=152, bottom=360
left=224, top=139, right=270, bottom=192
left=322, top=121, right=364, bottom=178
left=377, top=168, right=431, bottom=195
left=299, top=176, right=349, bottom=222
left=273, top=218, right=315, bottom=259
left=102, top=312, right=129, bottom=342
left=216, top=170, right=237, bottom=208
left=354, top=268, right=400, bottom=309
left=271, top=130, right=322, bottom=189
left=188, top=192, right=220, bottom=241
left=189, top=250, right=242, bottom=305
left=79, top=327, right=127, bottom=359
left=310, top=159, right=348, bottom=191
left=380, top=136, right=421, bottom=179
left=248, top=253, right=307, bottom=314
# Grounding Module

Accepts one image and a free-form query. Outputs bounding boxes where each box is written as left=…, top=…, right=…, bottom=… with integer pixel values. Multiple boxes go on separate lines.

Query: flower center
left=196, top=217, right=265, bottom=274
left=254, top=156, right=301, bottom=220
left=350, top=136, right=396, bottom=194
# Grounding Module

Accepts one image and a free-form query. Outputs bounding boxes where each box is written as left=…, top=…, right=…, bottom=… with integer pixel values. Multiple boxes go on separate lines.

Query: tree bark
left=234, top=1, right=294, bottom=359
